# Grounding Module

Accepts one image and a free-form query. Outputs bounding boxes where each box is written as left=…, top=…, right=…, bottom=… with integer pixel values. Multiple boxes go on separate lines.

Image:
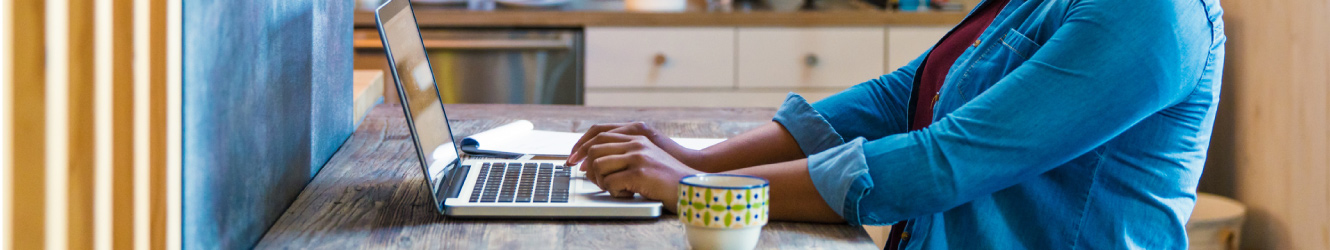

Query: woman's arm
left=565, top=122, right=800, bottom=172
left=568, top=52, right=930, bottom=172
left=572, top=130, right=843, bottom=223
left=564, top=121, right=806, bottom=173
left=721, top=159, right=845, bottom=223
left=688, top=122, right=804, bottom=173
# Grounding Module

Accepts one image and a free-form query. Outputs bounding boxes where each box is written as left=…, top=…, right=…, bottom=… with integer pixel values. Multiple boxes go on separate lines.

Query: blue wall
left=182, top=0, right=352, bottom=249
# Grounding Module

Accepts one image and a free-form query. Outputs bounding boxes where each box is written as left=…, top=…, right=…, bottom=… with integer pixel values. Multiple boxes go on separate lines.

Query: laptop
left=374, top=0, right=662, bottom=218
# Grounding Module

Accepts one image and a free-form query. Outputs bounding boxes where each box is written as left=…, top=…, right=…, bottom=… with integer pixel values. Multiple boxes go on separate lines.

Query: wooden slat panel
left=1197, top=0, right=1330, bottom=249
left=7, top=0, right=47, bottom=249
left=64, top=0, right=96, bottom=249
left=109, top=0, right=136, bottom=248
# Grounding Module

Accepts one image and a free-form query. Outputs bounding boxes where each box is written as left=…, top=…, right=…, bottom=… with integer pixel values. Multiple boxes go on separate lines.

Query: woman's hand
left=566, top=122, right=705, bottom=169
left=578, top=132, right=701, bottom=213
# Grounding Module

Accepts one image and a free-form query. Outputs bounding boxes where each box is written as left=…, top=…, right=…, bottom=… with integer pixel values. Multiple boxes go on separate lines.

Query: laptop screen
left=377, top=0, right=460, bottom=199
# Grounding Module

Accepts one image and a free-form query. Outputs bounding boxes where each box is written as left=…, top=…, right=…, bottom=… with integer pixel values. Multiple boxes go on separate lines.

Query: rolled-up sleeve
left=773, top=93, right=845, bottom=156
left=771, top=49, right=923, bottom=220
left=772, top=93, right=867, bottom=220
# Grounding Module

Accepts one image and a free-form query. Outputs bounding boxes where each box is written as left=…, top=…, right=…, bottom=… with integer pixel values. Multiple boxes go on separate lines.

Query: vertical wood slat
left=64, top=0, right=97, bottom=249
left=8, top=0, right=45, bottom=248
left=154, top=0, right=172, bottom=244
left=109, top=0, right=139, bottom=248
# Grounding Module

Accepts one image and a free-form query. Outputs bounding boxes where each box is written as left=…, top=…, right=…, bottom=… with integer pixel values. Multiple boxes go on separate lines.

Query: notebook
left=460, top=120, right=725, bottom=157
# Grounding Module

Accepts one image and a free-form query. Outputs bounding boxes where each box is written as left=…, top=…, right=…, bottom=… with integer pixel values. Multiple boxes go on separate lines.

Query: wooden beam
left=64, top=0, right=97, bottom=249
left=6, top=0, right=45, bottom=245
left=101, top=0, right=138, bottom=248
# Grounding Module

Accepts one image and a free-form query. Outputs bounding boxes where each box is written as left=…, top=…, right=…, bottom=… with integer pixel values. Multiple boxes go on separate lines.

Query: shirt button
left=973, top=39, right=981, bottom=47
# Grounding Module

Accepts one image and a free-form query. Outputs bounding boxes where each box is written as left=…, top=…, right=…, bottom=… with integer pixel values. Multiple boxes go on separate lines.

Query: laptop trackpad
left=580, top=180, right=604, bottom=193
left=576, top=178, right=653, bottom=201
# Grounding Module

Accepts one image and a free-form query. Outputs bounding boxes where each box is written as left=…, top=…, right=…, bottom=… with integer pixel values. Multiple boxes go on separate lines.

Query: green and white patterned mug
left=678, top=174, right=769, bottom=250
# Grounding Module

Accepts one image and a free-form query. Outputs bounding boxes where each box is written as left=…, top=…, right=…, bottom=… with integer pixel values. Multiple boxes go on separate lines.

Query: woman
left=568, top=0, right=1225, bottom=248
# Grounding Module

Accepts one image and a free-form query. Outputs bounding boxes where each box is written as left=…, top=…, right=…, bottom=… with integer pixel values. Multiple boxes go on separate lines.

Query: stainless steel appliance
left=355, top=28, right=583, bottom=104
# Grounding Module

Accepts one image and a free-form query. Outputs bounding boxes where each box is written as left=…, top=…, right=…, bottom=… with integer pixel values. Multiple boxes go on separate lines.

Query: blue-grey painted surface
left=311, top=0, right=354, bottom=175
left=183, top=0, right=351, bottom=249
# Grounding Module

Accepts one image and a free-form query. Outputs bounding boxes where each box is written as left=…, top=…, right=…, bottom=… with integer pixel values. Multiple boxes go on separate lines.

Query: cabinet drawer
left=736, top=27, right=885, bottom=88
left=887, top=26, right=950, bottom=70
left=585, top=90, right=838, bottom=108
left=586, top=27, right=736, bottom=88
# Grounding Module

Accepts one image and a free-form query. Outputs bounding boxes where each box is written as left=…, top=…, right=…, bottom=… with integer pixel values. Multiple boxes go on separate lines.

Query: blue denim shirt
left=772, top=0, right=1226, bottom=248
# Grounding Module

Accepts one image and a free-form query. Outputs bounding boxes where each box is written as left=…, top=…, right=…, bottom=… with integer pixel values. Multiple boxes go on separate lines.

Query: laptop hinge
left=440, top=163, right=471, bottom=201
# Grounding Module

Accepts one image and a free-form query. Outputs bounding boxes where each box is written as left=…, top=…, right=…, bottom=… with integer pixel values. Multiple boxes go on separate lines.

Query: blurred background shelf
left=353, top=0, right=968, bottom=27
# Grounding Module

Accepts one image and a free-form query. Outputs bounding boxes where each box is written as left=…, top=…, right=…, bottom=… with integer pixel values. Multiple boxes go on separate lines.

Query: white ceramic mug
left=678, top=174, right=769, bottom=250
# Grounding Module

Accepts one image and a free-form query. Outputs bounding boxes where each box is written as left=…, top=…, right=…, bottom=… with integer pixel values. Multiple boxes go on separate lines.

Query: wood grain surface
left=255, top=104, right=878, bottom=249
left=1194, top=0, right=1330, bottom=249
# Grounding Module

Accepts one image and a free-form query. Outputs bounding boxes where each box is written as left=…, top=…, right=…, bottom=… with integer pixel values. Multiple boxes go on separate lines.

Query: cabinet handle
left=804, top=54, right=819, bottom=67
left=653, top=53, right=668, bottom=66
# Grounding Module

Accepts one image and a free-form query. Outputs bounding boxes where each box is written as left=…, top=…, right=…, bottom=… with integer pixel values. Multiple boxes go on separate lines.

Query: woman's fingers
left=573, top=132, right=636, bottom=171
left=583, top=142, right=634, bottom=184
left=600, top=169, right=644, bottom=199
left=588, top=151, right=640, bottom=186
left=567, top=122, right=657, bottom=165
left=566, top=123, right=633, bottom=165
left=584, top=134, right=651, bottom=184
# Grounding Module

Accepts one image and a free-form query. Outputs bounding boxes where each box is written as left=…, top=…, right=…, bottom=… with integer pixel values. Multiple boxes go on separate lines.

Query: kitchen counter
left=354, top=0, right=966, bottom=27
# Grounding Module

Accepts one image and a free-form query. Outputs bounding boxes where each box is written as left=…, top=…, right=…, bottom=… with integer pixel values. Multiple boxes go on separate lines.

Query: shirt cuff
left=806, top=137, right=873, bottom=226
left=772, top=93, right=846, bottom=156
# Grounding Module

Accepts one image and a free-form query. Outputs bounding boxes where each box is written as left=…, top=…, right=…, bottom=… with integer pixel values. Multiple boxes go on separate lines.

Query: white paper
left=464, top=120, right=724, bottom=156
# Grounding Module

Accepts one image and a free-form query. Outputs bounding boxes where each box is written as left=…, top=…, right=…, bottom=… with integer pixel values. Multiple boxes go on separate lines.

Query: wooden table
left=255, top=104, right=878, bottom=249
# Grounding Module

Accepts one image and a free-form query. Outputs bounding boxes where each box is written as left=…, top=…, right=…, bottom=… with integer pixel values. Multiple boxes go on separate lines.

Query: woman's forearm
left=690, top=122, right=806, bottom=173
left=722, top=159, right=845, bottom=223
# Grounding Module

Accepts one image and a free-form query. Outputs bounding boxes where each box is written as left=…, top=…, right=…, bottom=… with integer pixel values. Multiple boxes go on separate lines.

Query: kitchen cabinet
left=586, top=27, right=736, bottom=88
left=737, top=27, right=885, bottom=88
left=585, top=90, right=841, bottom=108
left=584, top=26, right=951, bottom=108
left=887, top=26, right=950, bottom=70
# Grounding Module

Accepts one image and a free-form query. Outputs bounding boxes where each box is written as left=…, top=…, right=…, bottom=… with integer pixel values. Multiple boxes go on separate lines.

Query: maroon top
left=890, top=1, right=1009, bottom=249
left=908, top=0, right=1010, bottom=131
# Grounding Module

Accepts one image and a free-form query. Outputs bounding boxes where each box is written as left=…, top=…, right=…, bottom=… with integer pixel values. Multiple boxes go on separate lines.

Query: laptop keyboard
left=469, top=162, right=571, bottom=203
